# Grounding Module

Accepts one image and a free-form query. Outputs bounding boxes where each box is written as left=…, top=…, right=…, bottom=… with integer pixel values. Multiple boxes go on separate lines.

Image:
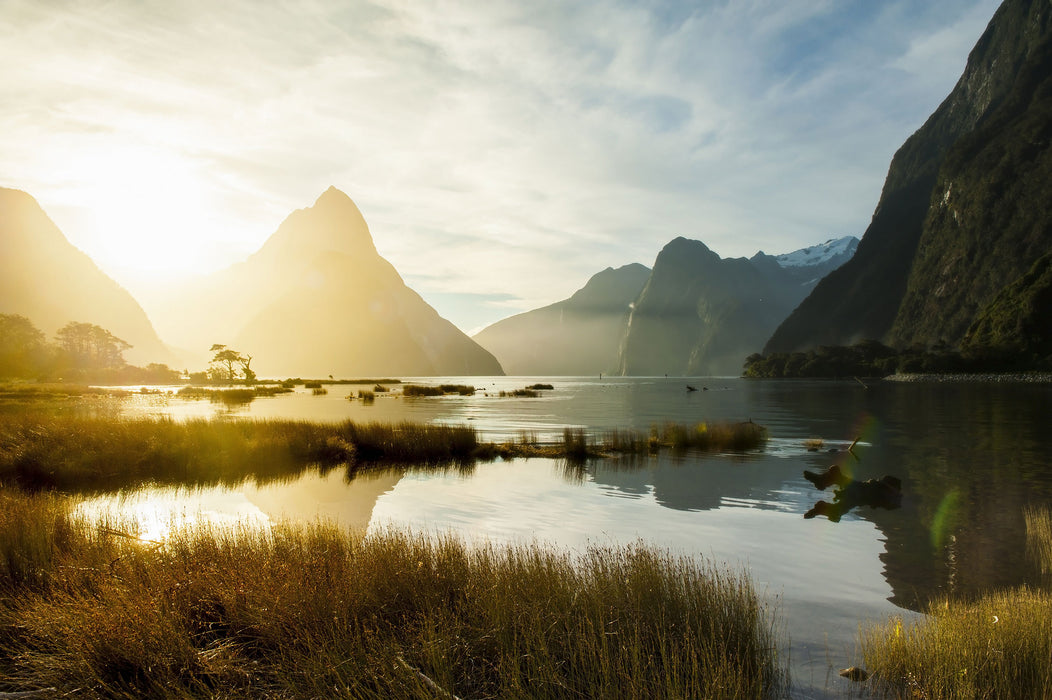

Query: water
left=82, top=376, right=1052, bottom=697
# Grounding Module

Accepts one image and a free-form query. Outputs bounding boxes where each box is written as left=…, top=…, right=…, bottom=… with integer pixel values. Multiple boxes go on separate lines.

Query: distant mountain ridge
left=148, top=187, right=503, bottom=377
left=0, top=187, right=175, bottom=366
left=475, top=236, right=857, bottom=376
left=618, top=236, right=856, bottom=376
left=766, top=0, right=1052, bottom=360
left=473, top=263, right=651, bottom=376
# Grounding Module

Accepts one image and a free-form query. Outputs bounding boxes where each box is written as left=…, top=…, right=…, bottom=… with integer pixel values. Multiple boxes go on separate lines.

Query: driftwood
left=396, top=656, right=463, bottom=700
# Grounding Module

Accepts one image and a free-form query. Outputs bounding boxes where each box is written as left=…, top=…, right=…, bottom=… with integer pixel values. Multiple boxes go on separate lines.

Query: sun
left=59, top=143, right=221, bottom=281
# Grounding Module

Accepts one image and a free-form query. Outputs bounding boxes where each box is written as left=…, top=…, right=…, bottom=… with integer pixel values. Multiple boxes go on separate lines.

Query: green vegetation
left=528, top=383, right=555, bottom=390
left=859, top=506, right=1052, bottom=697
left=0, top=314, right=183, bottom=385
left=0, top=490, right=785, bottom=698
left=402, top=384, right=476, bottom=397
left=742, top=338, right=1051, bottom=378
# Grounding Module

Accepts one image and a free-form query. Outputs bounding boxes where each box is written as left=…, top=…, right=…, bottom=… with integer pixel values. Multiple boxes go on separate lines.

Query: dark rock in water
left=804, top=472, right=903, bottom=522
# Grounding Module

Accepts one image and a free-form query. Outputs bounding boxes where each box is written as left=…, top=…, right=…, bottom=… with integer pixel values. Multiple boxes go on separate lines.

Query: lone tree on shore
left=208, top=344, right=255, bottom=384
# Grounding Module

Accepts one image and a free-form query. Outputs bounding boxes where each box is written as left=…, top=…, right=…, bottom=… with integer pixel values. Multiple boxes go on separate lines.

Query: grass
left=860, top=589, right=1052, bottom=697
left=176, top=386, right=293, bottom=405
left=0, top=413, right=768, bottom=493
left=0, top=383, right=131, bottom=400
left=648, top=421, right=769, bottom=453
left=403, top=384, right=477, bottom=397
left=356, top=390, right=376, bottom=404
left=858, top=506, right=1052, bottom=698
left=0, top=489, right=787, bottom=698
left=499, top=387, right=540, bottom=397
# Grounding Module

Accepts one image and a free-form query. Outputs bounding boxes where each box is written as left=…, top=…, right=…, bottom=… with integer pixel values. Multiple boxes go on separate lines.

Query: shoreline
left=884, top=372, right=1052, bottom=384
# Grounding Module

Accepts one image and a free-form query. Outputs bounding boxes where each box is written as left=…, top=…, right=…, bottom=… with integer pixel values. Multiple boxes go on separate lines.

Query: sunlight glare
left=62, top=144, right=220, bottom=279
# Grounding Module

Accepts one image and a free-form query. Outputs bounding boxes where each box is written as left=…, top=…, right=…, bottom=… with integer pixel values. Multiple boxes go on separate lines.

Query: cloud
left=0, top=0, right=1005, bottom=331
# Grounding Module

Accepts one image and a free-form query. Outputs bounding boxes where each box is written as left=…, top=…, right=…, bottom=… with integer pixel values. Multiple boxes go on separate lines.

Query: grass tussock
left=0, top=413, right=769, bottom=493
left=403, top=384, right=477, bottom=397
left=311, top=387, right=328, bottom=396
left=860, top=589, right=1052, bottom=698
left=355, top=390, right=376, bottom=404
left=0, top=491, right=785, bottom=699
left=859, top=506, right=1052, bottom=698
left=0, top=414, right=483, bottom=491
left=176, top=386, right=292, bottom=405
left=645, top=421, right=768, bottom=453
left=499, top=387, right=540, bottom=398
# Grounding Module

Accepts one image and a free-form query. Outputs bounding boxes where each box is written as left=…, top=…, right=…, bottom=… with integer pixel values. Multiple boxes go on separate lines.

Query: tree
left=208, top=344, right=255, bottom=384
left=55, top=322, right=131, bottom=369
left=0, top=314, right=48, bottom=378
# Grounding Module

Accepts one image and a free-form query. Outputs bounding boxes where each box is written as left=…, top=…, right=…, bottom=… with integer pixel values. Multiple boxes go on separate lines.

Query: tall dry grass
left=859, top=506, right=1052, bottom=698
left=0, top=490, right=787, bottom=698
left=0, top=414, right=768, bottom=493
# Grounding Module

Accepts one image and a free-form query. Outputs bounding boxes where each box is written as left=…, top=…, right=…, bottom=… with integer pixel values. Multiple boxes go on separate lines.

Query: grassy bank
left=859, top=506, right=1052, bottom=697
left=0, top=490, right=786, bottom=698
left=0, top=414, right=767, bottom=492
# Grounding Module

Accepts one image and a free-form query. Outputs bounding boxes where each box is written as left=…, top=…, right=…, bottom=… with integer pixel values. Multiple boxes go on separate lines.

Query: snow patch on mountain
left=773, top=236, right=859, bottom=268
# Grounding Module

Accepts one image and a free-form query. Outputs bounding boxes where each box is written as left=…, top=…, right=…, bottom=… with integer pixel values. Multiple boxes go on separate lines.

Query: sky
left=2, top=0, right=1002, bottom=334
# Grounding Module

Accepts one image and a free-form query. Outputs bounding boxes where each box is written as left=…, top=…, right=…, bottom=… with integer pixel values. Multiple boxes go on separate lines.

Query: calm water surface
left=82, top=376, right=1052, bottom=697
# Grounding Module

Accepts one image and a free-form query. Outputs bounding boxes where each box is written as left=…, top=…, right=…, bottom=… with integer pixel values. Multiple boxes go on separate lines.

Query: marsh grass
left=860, top=589, right=1052, bottom=698
left=0, top=491, right=786, bottom=698
left=0, top=414, right=483, bottom=491
left=859, top=506, right=1052, bottom=698
left=0, top=413, right=768, bottom=494
left=499, top=387, right=540, bottom=397
left=356, top=390, right=376, bottom=404
left=176, top=386, right=292, bottom=405
left=311, top=387, right=328, bottom=396
left=403, top=384, right=477, bottom=397
left=646, top=421, right=768, bottom=453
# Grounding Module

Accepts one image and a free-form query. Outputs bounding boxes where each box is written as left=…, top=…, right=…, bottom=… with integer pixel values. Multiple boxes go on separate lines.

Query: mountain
left=766, top=0, right=1052, bottom=357
left=617, top=238, right=823, bottom=376
left=472, top=263, right=651, bottom=375
left=148, top=187, right=503, bottom=377
left=0, top=187, right=174, bottom=366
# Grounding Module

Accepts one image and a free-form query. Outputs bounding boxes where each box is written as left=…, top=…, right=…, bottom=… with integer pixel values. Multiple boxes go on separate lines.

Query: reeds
left=499, top=387, right=540, bottom=397
left=0, top=490, right=786, bottom=698
left=858, top=506, right=1052, bottom=698
left=403, top=384, right=476, bottom=397
left=860, top=589, right=1052, bottom=697
left=0, top=414, right=769, bottom=494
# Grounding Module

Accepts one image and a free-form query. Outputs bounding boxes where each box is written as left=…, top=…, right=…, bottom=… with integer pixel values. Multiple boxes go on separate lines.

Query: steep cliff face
left=618, top=238, right=805, bottom=376
left=472, top=264, right=650, bottom=376
left=766, top=0, right=1052, bottom=354
left=150, top=187, right=504, bottom=377
left=0, top=187, right=174, bottom=366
